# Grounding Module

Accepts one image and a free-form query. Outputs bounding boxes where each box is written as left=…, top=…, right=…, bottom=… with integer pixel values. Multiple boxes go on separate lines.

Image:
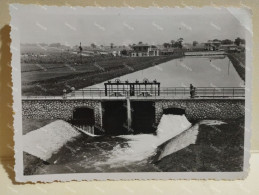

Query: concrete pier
left=126, top=98, right=132, bottom=130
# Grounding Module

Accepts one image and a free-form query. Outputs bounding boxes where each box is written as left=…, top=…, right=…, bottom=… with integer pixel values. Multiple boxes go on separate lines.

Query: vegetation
left=227, top=52, right=246, bottom=81
left=153, top=118, right=244, bottom=172
left=22, top=53, right=183, bottom=96
left=90, top=43, right=96, bottom=48
left=234, top=37, right=245, bottom=46
left=164, top=38, right=184, bottom=49
left=23, top=152, right=47, bottom=175
left=22, top=118, right=55, bottom=135
left=192, top=41, right=198, bottom=46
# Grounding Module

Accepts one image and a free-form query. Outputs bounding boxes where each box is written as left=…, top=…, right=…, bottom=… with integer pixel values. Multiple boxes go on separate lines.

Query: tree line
left=162, top=37, right=245, bottom=49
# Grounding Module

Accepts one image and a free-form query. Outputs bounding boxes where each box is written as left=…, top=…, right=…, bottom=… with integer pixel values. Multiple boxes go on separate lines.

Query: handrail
left=22, top=87, right=245, bottom=100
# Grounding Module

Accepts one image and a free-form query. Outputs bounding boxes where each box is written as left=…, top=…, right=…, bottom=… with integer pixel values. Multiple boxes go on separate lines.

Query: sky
left=12, top=5, right=249, bottom=46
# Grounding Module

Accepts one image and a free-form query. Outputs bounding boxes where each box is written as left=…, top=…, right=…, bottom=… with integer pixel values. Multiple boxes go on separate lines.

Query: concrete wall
left=22, top=99, right=103, bottom=127
left=155, top=99, right=245, bottom=123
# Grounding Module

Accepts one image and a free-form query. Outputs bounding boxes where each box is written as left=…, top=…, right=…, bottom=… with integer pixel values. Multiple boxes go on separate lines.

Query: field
left=21, top=51, right=182, bottom=96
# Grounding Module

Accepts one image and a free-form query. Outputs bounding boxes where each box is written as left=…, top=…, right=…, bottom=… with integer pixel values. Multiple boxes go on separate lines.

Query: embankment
left=22, top=55, right=183, bottom=96
left=227, top=52, right=245, bottom=81
left=153, top=117, right=244, bottom=172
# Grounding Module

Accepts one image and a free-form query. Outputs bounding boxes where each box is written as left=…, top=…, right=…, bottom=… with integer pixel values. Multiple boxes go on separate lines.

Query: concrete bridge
left=22, top=87, right=245, bottom=135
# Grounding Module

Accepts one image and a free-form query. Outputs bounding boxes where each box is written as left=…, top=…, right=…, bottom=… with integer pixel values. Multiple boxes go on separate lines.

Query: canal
left=87, top=55, right=244, bottom=89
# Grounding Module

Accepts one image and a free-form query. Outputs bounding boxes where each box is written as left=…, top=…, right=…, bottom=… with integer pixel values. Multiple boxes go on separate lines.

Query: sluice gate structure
left=22, top=80, right=245, bottom=135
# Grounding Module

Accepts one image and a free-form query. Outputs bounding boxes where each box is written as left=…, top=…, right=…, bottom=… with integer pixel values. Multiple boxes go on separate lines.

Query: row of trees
left=88, top=37, right=245, bottom=50
left=194, top=37, right=245, bottom=46
left=163, top=38, right=184, bottom=49
left=91, top=40, right=185, bottom=50
left=90, top=43, right=115, bottom=49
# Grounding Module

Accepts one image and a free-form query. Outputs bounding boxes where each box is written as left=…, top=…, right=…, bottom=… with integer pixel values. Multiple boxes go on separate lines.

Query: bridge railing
left=22, top=95, right=64, bottom=100
left=22, top=87, right=245, bottom=100
left=73, top=87, right=246, bottom=98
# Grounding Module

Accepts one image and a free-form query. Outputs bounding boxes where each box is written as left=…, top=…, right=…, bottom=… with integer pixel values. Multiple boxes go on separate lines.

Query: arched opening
left=72, top=107, right=95, bottom=134
left=163, top=107, right=185, bottom=115
left=73, top=107, right=95, bottom=125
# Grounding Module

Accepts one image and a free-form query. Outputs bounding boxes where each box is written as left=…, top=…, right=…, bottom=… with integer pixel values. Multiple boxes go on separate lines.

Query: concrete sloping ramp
left=23, top=120, right=81, bottom=161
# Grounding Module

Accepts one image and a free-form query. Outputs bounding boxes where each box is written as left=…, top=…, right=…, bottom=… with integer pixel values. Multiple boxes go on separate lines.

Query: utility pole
left=79, top=42, right=82, bottom=64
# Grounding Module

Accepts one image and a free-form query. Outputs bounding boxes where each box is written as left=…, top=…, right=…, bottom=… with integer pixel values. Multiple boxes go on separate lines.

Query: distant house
left=182, top=43, right=193, bottom=51
left=110, top=48, right=122, bottom=57
left=182, top=43, right=206, bottom=51
left=218, top=44, right=239, bottom=52
left=204, top=40, right=221, bottom=51
left=160, top=48, right=174, bottom=55
left=130, top=44, right=159, bottom=57
left=192, top=43, right=206, bottom=51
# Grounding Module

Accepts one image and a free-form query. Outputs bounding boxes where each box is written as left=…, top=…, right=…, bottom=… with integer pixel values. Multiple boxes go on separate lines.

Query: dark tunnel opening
left=72, top=107, right=95, bottom=126
left=163, top=107, right=186, bottom=115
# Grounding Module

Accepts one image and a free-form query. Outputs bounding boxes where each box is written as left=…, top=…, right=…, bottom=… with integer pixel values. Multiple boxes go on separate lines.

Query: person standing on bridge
left=190, top=84, right=195, bottom=98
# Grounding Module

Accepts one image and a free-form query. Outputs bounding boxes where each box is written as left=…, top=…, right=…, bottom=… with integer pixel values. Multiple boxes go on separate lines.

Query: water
left=32, top=114, right=196, bottom=173
left=29, top=114, right=242, bottom=174
left=104, top=115, right=193, bottom=166
left=88, top=56, right=244, bottom=89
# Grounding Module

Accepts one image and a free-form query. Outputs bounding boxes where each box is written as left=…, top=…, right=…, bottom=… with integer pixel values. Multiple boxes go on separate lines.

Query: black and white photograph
left=10, top=5, right=252, bottom=182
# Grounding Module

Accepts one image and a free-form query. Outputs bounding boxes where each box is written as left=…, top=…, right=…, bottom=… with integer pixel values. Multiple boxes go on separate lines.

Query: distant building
left=204, top=40, right=221, bottom=51
left=160, top=48, right=174, bottom=55
left=111, top=48, right=122, bottom=57
left=191, top=43, right=206, bottom=51
left=182, top=43, right=206, bottom=51
left=130, top=44, right=159, bottom=57
left=218, top=44, right=239, bottom=52
left=182, top=43, right=193, bottom=51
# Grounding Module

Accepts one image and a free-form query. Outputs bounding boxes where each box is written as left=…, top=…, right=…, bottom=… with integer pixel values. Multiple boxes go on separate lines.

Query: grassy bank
left=227, top=52, right=245, bottom=81
left=22, top=55, right=182, bottom=96
left=153, top=117, right=244, bottom=172
left=22, top=118, right=55, bottom=135
left=23, top=152, right=47, bottom=175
